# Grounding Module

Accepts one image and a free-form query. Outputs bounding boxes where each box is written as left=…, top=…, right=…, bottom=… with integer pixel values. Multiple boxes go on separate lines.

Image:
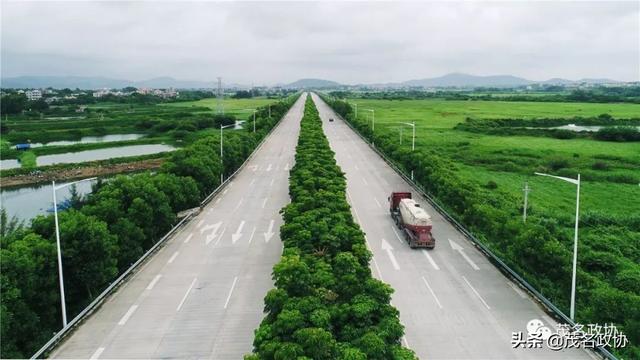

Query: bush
left=592, top=161, right=609, bottom=171
left=485, top=180, right=498, bottom=189
left=547, top=156, right=570, bottom=171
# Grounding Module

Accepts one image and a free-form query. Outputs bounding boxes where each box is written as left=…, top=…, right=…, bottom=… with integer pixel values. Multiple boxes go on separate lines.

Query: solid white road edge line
left=422, top=250, right=440, bottom=271
left=184, top=233, right=193, bottom=244
left=224, top=276, right=238, bottom=309
left=391, top=226, right=404, bottom=245
left=462, top=276, right=491, bottom=310
left=507, top=281, right=527, bottom=299
left=421, top=276, right=443, bottom=309
left=176, top=277, right=197, bottom=311
left=248, top=227, right=256, bottom=244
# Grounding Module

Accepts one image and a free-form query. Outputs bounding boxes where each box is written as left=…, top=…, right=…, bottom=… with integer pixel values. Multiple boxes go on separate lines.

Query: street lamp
left=363, top=109, right=375, bottom=131
left=241, top=108, right=257, bottom=132
left=535, top=172, right=581, bottom=321
left=220, top=123, right=235, bottom=184
left=401, top=121, right=416, bottom=151
left=51, top=177, right=97, bottom=327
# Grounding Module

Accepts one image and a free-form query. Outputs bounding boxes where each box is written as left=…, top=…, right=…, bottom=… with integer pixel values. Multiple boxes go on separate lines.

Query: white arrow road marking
left=176, top=277, right=197, bottom=311
left=89, top=347, right=105, bottom=359
left=374, top=197, right=381, bottom=208
left=421, top=276, right=443, bottom=309
left=232, top=221, right=245, bottom=243
left=284, top=163, right=290, bottom=171
left=462, top=276, right=491, bottom=310
left=184, top=233, right=193, bottom=244
left=146, top=274, right=162, bottom=290
left=224, top=276, right=238, bottom=309
left=422, top=250, right=440, bottom=270
left=266, top=163, right=272, bottom=172
left=262, top=197, right=268, bottom=208
left=449, top=239, right=480, bottom=270
left=248, top=227, right=256, bottom=244
left=264, top=220, right=275, bottom=243
left=118, top=305, right=138, bottom=325
left=200, top=222, right=218, bottom=235
left=196, top=219, right=204, bottom=228
left=381, top=238, right=400, bottom=270
left=167, top=251, right=179, bottom=264
left=204, top=222, right=222, bottom=245
left=213, top=227, right=226, bottom=247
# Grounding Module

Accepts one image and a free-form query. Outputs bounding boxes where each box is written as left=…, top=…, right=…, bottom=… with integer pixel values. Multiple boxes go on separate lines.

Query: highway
left=311, top=94, right=595, bottom=360
left=50, top=93, right=307, bottom=359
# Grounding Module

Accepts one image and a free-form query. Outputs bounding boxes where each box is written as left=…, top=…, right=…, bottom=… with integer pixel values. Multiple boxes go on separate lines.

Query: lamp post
left=51, top=177, right=97, bottom=327
left=220, top=123, right=235, bottom=183
left=523, top=181, right=531, bottom=223
left=401, top=121, right=416, bottom=151
left=363, top=109, right=375, bottom=131
left=535, top=172, right=581, bottom=321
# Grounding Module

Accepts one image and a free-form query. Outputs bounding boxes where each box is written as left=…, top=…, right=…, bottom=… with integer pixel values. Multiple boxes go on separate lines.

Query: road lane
left=312, top=93, right=591, bottom=360
left=50, top=94, right=307, bottom=359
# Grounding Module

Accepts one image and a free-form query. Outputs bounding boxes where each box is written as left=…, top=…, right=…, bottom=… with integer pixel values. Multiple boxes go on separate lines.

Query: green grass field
left=349, top=98, right=640, bottom=128
left=349, top=98, right=640, bottom=217
left=162, top=97, right=274, bottom=114
left=1, top=97, right=283, bottom=169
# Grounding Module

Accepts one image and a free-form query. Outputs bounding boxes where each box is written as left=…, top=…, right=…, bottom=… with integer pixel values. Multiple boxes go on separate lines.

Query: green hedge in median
left=247, top=97, right=415, bottom=360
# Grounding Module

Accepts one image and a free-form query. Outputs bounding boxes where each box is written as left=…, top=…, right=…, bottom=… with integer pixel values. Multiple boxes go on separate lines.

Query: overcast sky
left=1, top=1, right=639, bottom=85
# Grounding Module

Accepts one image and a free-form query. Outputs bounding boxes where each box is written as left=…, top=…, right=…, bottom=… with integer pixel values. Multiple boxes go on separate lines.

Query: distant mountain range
left=284, top=78, right=342, bottom=89
left=397, top=73, right=622, bottom=88
left=0, top=73, right=625, bottom=90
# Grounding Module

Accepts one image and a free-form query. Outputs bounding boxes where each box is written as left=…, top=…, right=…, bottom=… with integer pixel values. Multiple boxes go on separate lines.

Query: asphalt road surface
left=50, top=93, right=307, bottom=359
left=311, top=93, right=596, bottom=360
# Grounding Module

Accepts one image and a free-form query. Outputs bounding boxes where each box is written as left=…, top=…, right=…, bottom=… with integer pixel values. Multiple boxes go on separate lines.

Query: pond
left=1, top=179, right=96, bottom=223
left=29, top=134, right=145, bottom=148
left=0, top=144, right=175, bottom=170
left=0, top=159, right=21, bottom=170
left=37, top=144, right=175, bottom=166
left=549, top=124, right=640, bottom=132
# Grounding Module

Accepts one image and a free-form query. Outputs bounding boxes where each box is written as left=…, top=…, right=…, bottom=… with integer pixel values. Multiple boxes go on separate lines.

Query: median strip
left=248, top=96, right=415, bottom=359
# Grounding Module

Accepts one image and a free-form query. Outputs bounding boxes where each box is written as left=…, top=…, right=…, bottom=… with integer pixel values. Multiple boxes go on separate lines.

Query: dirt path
left=1, top=158, right=165, bottom=187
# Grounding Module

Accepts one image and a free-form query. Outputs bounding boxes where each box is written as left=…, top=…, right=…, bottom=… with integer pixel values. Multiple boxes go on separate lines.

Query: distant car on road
left=329, top=118, right=334, bottom=122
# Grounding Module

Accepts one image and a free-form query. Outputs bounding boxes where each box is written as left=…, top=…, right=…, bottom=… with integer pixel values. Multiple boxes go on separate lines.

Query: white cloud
left=1, top=0, right=638, bottom=84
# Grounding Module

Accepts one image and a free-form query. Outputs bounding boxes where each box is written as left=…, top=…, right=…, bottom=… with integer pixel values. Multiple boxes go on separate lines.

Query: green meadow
left=348, top=98, right=640, bottom=216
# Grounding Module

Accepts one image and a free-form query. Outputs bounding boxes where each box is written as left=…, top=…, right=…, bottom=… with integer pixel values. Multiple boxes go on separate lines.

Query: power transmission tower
left=216, top=77, right=224, bottom=115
